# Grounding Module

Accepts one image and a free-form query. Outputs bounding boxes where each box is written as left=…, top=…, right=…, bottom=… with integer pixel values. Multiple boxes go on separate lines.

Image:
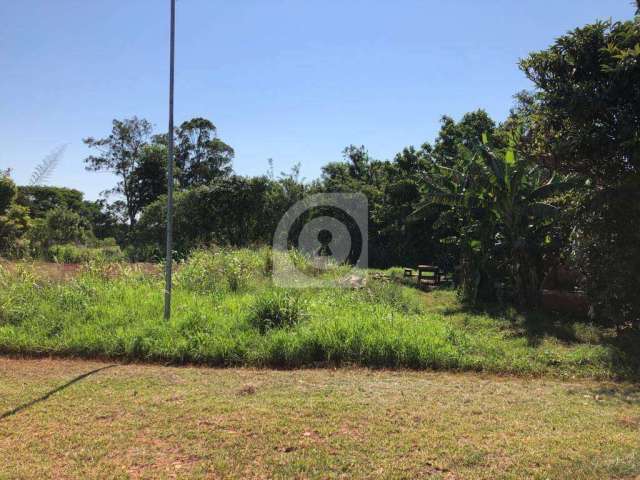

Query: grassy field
left=1, top=249, right=639, bottom=478
left=0, top=248, right=637, bottom=379
left=0, top=357, right=639, bottom=479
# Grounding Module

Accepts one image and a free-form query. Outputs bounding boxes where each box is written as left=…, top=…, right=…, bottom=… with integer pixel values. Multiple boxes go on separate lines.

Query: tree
left=80, top=199, right=124, bottom=243
left=521, top=16, right=640, bottom=328
left=573, top=187, right=640, bottom=330
left=129, top=143, right=168, bottom=218
left=431, top=111, right=497, bottom=168
left=175, top=118, right=234, bottom=187
left=520, top=19, right=640, bottom=183
left=0, top=175, right=31, bottom=257
left=0, top=175, right=17, bottom=216
left=136, top=176, right=279, bottom=256
left=16, top=186, right=85, bottom=218
left=29, top=207, right=92, bottom=249
left=83, top=117, right=153, bottom=228
left=0, top=204, right=31, bottom=257
left=413, top=133, right=572, bottom=306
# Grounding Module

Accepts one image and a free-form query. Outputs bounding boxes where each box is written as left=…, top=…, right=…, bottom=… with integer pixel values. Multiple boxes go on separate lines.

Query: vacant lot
left=1, top=250, right=637, bottom=379
left=0, top=357, right=638, bottom=479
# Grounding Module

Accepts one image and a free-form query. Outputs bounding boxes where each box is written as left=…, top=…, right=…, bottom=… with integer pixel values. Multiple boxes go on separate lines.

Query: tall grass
left=47, top=243, right=125, bottom=264
left=0, top=248, right=634, bottom=378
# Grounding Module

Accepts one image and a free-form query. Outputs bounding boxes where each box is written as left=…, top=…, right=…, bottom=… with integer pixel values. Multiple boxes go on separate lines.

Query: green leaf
left=469, top=239, right=482, bottom=252
left=505, top=149, right=515, bottom=166
left=481, top=132, right=489, bottom=145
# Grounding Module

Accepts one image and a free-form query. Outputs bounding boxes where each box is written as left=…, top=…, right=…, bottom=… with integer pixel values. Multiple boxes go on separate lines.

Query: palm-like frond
left=29, top=145, right=67, bottom=185
left=527, top=174, right=582, bottom=202
left=433, top=209, right=459, bottom=230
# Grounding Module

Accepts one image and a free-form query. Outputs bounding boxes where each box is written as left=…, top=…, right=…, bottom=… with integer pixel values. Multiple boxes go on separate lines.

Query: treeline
left=1, top=12, right=639, bottom=330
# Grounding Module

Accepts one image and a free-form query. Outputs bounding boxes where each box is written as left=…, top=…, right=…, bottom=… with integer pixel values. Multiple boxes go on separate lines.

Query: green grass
left=0, top=358, right=639, bottom=479
left=0, top=248, right=637, bottom=379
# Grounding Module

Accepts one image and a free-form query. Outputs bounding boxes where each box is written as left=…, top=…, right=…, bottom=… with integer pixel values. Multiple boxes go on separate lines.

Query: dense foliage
left=413, top=134, right=573, bottom=306
left=521, top=15, right=640, bottom=329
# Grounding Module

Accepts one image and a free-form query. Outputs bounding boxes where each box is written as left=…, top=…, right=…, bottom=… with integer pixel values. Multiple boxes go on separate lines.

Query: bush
left=38, top=207, right=92, bottom=247
left=0, top=204, right=32, bottom=258
left=249, top=288, right=308, bottom=334
left=47, top=244, right=125, bottom=264
left=176, top=247, right=270, bottom=293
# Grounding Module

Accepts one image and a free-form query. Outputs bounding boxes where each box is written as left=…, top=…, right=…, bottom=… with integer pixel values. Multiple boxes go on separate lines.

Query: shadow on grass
left=599, top=332, right=640, bottom=382
left=443, top=301, right=593, bottom=346
left=0, top=364, right=117, bottom=421
left=443, top=300, right=640, bottom=381
left=589, top=384, right=640, bottom=404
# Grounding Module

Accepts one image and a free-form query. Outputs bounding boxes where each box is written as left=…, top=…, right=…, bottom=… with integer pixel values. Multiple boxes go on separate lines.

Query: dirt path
left=0, top=357, right=638, bottom=479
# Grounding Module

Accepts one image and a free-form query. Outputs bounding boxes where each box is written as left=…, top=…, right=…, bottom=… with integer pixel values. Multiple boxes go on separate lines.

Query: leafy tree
left=521, top=16, right=640, bottom=328
left=413, top=134, right=572, bottom=306
left=320, top=145, right=386, bottom=192
left=573, top=187, right=640, bottom=330
left=16, top=186, right=123, bottom=245
left=16, top=186, right=85, bottom=218
left=0, top=175, right=31, bottom=257
left=175, top=118, right=234, bottom=187
left=29, top=207, right=92, bottom=249
left=129, top=143, right=168, bottom=217
left=431, top=110, right=497, bottom=167
left=0, top=175, right=17, bottom=216
left=315, top=144, right=440, bottom=267
left=80, top=199, right=124, bottom=243
left=0, top=204, right=31, bottom=257
left=520, top=19, right=640, bottom=183
left=137, top=176, right=282, bottom=257
left=83, top=117, right=153, bottom=228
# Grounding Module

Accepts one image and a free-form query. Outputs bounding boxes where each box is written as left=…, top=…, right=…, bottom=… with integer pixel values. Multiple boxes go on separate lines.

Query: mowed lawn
left=0, top=358, right=638, bottom=479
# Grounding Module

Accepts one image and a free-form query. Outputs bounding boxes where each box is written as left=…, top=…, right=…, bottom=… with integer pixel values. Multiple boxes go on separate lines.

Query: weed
left=249, top=288, right=308, bottom=334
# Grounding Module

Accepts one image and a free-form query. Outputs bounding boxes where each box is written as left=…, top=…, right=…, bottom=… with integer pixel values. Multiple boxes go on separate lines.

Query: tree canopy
left=520, top=19, right=640, bottom=184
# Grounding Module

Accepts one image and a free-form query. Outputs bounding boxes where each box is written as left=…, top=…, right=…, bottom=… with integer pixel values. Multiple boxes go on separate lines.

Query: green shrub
left=93, top=237, right=118, bottom=248
left=176, top=247, right=269, bottom=293
left=40, top=207, right=92, bottom=246
left=249, top=288, right=308, bottom=334
left=47, top=244, right=124, bottom=264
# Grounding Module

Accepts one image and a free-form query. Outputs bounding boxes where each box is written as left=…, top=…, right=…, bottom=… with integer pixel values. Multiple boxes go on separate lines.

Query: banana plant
left=413, top=133, right=577, bottom=306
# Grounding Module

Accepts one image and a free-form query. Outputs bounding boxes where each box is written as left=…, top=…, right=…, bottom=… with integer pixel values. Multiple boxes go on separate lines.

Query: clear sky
left=1, top=0, right=634, bottom=200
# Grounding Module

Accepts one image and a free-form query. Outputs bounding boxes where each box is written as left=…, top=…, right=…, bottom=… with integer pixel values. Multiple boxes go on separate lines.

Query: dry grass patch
left=0, top=357, right=638, bottom=479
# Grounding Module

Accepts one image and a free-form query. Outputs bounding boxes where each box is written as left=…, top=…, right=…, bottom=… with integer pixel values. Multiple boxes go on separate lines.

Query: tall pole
left=164, top=0, right=176, bottom=320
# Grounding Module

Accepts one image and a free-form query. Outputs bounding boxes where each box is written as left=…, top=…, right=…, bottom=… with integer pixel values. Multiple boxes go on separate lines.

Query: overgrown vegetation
left=249, top=288, right=308, bottom=334
left=0, top=249, right=636, bottom=379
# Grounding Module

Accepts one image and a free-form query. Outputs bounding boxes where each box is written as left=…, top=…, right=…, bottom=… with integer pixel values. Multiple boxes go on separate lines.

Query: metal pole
left=164, top=0, right=176, bottom=320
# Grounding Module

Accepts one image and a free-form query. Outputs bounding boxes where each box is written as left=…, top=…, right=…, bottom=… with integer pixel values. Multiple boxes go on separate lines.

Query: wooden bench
left=417, top=265, right=440, bottom=290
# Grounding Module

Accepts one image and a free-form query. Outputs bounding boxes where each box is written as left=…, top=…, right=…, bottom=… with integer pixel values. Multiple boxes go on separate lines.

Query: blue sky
left=0, top=0, right=634, bottom=200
